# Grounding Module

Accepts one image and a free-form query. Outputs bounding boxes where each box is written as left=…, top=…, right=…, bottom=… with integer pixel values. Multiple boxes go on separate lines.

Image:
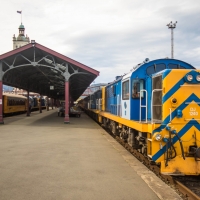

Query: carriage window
left=122, top=80, right=129, bottom=100
left=132, top=79, right=144, bottom=98
left=110, top=85, right=116, bottom=96
left=112, top=85, right=116, bottom=96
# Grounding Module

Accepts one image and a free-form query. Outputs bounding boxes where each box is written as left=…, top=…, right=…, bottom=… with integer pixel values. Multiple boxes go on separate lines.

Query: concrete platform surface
left=0, top=109, right=182, bottom=200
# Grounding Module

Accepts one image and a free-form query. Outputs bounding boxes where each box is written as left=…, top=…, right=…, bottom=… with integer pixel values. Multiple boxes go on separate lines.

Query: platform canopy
left=0, top=42, right=99, bottom=100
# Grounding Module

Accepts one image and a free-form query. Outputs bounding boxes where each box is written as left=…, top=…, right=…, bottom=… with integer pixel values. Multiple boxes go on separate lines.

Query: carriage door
left=121, top=79, right=130, bottom=119
left=131, top=79, right=145, bottom=121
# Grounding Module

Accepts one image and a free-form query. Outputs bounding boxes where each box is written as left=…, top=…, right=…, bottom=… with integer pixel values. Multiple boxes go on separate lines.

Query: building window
left=122, top=80, right=129, bottom=100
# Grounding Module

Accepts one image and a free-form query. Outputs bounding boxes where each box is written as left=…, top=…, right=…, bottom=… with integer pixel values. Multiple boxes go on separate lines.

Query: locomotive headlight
left=196, top=75, right=200, bottom=82
left=187, top=74, right=193, bottom=81
left=155, top=133, right=162, bottom=141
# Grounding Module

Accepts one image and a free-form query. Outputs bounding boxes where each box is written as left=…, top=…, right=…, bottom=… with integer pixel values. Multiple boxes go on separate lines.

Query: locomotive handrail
left=117, top=95, right=118, bottom=116
left=117, top=94, right=121, bottom=116
left=140, top=89, right=147, bottom=123
left=151, top=89, right=163, bottom=124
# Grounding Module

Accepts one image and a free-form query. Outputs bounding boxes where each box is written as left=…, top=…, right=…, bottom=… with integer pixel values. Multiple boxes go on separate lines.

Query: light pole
left=167, top=21, right=177, bottom=59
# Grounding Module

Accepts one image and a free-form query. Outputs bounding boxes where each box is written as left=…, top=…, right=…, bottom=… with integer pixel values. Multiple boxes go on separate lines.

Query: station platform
left=0, top=109, right=182, bottom=200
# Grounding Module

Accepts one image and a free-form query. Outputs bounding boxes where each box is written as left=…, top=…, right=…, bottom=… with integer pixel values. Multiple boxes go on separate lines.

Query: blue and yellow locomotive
left=80, top=58, right=200, bottom=175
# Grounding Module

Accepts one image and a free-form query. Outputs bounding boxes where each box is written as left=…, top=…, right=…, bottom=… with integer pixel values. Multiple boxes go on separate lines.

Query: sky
left=1, top=0, right=200, bottom=84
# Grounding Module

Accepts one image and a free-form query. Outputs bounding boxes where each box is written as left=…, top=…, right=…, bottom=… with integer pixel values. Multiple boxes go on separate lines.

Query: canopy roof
left=0, top=42, right=99, bottom=100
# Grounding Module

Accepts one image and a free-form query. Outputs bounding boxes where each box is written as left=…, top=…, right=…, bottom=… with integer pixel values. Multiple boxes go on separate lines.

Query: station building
left=0, top=23, right=99, bottom=124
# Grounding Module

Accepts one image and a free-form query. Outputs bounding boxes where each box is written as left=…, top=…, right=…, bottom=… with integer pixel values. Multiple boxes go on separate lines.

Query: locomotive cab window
left=155, top=64, right=165, bottom=72
left=146, top=65, right=155, bottom=75
left=168, top=64, right=178, bottom=69
left=122, top=80, right=129, bottom=100
left=168, top=64, right=185, bottom=69
left=146, top=64, right=166, bottom=75
left=132, top=79, right=144, bottom=98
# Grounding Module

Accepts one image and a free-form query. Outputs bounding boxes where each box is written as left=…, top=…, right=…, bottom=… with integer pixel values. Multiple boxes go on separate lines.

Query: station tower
left=13, top=23, right=30, bottom=49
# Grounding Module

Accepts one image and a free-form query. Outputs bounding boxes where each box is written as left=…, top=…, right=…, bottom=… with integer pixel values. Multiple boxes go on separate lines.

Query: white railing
left=140, top=89, right=147, bottom=123
left=117, top=94, right=121, bottom=116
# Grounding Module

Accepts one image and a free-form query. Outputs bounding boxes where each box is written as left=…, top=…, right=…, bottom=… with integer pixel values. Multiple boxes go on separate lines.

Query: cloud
left=1, top=0, right=200, bottom=83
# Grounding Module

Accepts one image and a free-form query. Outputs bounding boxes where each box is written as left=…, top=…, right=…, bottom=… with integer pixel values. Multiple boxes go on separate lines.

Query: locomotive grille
left=152, top=75, right=162, bottom=121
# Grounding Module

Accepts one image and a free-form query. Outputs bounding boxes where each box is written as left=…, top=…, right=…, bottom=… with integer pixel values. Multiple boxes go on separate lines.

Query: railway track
left=102, top=125, right=200, bottom=200
left=174, top=176, right=200, bottom=200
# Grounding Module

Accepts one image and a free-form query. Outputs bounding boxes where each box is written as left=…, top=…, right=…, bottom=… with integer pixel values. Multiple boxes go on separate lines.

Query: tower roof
left=19, top=23, right=24, bottom=29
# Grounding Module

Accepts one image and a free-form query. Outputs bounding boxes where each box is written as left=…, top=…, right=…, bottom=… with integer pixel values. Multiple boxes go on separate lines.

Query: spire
left=18, top=23, right=25, bottom=36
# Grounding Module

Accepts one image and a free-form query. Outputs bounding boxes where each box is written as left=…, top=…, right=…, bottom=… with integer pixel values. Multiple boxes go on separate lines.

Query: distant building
left=13, top=23, right=30, bottom=49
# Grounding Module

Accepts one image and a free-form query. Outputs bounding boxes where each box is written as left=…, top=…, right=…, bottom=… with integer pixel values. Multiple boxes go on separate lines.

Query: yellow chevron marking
left=163, top=70, right=191, bottom=94
left=163, top=70, right=200, bottom=121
